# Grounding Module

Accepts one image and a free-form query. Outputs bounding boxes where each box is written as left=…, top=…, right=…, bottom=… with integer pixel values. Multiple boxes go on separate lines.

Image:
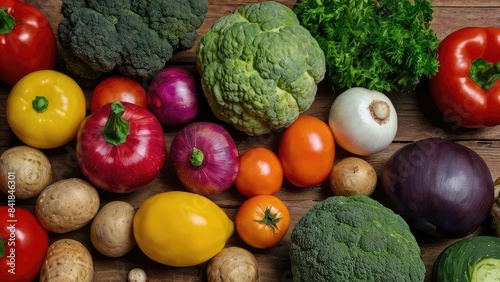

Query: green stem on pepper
left=469, top=58, right=500, bottom=90
left=0, top=8, right=15, bottom=35
left=32, top=96, right=49, bottom=113
left=102, top=102, right=130, bottom=146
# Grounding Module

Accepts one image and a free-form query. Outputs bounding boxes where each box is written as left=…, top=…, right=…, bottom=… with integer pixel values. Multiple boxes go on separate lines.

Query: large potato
left=0, top=145, right=52, bottom=199
left=36, top=178, right=100, bottom=233
left=39, top=238, right=94, bottom=282
left=90, top=201, right=137, bottom=257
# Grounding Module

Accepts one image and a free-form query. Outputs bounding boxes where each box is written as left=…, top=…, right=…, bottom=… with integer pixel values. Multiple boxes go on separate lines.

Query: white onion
left=328, top=87, right=398, bottom=156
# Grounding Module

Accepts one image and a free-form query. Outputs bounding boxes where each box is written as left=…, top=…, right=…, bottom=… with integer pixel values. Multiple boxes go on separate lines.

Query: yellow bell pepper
left=6, top=70, right=86, bottom=149
left=133, top=191, right=234, bottom=267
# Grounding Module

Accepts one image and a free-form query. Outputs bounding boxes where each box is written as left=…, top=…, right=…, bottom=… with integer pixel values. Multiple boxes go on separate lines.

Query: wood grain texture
left=1, top=0, right=500, bottom=281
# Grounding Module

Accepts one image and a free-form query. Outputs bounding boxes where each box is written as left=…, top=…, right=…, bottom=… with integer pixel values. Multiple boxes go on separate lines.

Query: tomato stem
left=0, top=237, right=5, bottom=257
left=469, top=58, right=500, bottom=90
left=190, top=148, right=204, bottom=167
left=256, top=206, right=283, bottom=234
left=102, top=102, right=130, bottom=146
left=0, top=9, right=15, bottom=35
left=32, top=96, right=49, bottom=113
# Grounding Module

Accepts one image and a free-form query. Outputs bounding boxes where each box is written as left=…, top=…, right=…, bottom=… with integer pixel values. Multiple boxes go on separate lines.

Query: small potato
left=0, top=145, right=52, bottom=199
left=329, top=157, right=377, bottom=196
left=36, top=178, right=100, bottom=233
left=128, top=268, right=147, bottom=282
left=91, top=201, right=137, bottom=257
left=207, top=246, right=259, bottom=282
left=39, top=238, right=94, bottom=282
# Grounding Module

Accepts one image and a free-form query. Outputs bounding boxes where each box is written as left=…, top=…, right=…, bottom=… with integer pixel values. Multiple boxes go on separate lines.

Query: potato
left=36, top=178, right=100, bottom=233
left=39, top=238, right=94, bottom=282
left=207, top=246, right=259, bottom=282
left=0, top=145, right=52, bottom=199
left=128, top=268, right=147, bottom=282
left=90, top=201, right=137, bottom=258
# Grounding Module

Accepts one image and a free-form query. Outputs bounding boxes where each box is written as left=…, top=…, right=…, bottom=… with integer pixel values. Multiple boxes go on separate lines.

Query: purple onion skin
left=381, top=138, right=494, bottom=238
left=170, top=122, right=240, bottom=196
left=147, top=67, right=199, bottom=127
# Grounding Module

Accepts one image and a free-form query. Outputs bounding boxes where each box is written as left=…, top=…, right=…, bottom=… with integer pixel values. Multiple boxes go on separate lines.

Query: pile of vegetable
left=293, top=0, right=440, bottom=92
left=1, top=0, right=500, bottom=281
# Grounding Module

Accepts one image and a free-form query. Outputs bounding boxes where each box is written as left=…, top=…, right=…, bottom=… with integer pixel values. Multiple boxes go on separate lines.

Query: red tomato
left=279, top=115, right=335, bottom=187
left=235, top=195, right=290, bottom=249
left=235, top=147, right=283, bottom=197
left=0, top=0, right=58, bottom=86
left=0, top=206, right=49, bottom=281
left=90, top=76, right=147, bottom=112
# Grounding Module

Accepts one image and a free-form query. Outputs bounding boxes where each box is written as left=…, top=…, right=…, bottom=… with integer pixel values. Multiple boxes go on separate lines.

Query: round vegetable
left=39, top=239, right=93, bottom=282
left=491, top=177, right=500, bottom=236
left=0, top=206, right=49, bottom=282
left=279, top=115, right=335, bottom=187
left=77, top=101, right=166, bottom=193
left=147, top=67, right=200, bottom=127
left=133, top=191, right=234, bottom=267
left=128, top=268, right=147, bottom=282
left=170, top=122, right=239, bottom=196
left=90, top=201, right=136, bottom=258
left=6, top=70, right=86, bottom=149
left=0, top=145, right=52, bottom=199
left=91, top=76, right=147, bottom=113
left=207, top=247, right=259, bottom=282
left=290, top=195, right=425, bottom=281
left=433, top=236, right=500, bottom=282
left=235, top=195, right=290, bottom=249
left=196, top=1, right=326, bottom=136
left=235, top=147, right=283, bottom=197
left=328, top=87, right=398, bottom=156
left=329, top=157, right=377, bottom=196
left=35, top=178, right=100, bottom=233
left=381, top=138, right=494, bottom=238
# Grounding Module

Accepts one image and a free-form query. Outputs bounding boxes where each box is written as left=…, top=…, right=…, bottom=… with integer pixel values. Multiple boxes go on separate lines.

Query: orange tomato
left=279, top=115, right=335, bottom=187
left=235, top=147, right=283, bottom=197
left=235, top=195, right=290, bottom=249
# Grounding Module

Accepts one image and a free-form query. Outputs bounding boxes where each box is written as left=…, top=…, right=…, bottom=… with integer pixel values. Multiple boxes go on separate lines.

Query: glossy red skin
left=77, top=102, right=166, bottom=193
left=170, top=122, right=239, bottom=196
left=90, top=76, right=147, bottom=113
left=429, top=27, right=500, bottom=128
left=0, top=206, right=49, bottom=282
left=0, top=0, right=58, bottom=86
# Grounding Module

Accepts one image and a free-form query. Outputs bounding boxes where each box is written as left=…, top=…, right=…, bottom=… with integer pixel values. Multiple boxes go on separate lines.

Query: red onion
left=170, top=122, right=239, bottom=196
left=381, top=138, right=494, bottom=238
left=147, top=67, right=199, bottom=127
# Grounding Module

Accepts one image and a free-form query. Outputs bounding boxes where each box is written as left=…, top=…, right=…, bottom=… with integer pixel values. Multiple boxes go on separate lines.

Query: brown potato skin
left=207, top=246, right=259, bottom=282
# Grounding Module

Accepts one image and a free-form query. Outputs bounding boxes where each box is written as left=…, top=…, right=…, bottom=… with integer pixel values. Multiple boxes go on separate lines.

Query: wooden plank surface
left=1, top=0, right=500, bottom=281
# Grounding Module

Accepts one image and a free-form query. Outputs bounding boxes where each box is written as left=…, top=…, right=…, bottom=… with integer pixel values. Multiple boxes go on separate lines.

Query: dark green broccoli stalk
left=289, top=195, right=425, bottom=282
left=58, top=0, right=208, bottom=80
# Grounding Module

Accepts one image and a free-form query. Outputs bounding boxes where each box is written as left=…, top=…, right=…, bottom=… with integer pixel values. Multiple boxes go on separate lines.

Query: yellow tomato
left=133, top=191, right=234, bottom=267
left=6, top=70, right=86, bottom=149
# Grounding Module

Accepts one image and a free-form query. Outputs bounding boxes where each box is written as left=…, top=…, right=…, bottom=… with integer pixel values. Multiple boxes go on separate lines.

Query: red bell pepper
left=0, top=206, right=49, bottom=282
left=77, top=101, right=166, bottom=193
left=0, top=0, right=58, bottom=86
left=429, top=27, right=500, bottom=128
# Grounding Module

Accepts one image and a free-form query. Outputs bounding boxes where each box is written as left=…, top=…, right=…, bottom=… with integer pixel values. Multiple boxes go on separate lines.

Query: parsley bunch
left=293, top=0, right=440, bottom=92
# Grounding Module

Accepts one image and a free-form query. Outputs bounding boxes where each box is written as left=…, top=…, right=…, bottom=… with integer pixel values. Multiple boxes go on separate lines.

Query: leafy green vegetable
left=289, top=195, right=425, bottom=281
left=293, top=0, right=440, bottom=92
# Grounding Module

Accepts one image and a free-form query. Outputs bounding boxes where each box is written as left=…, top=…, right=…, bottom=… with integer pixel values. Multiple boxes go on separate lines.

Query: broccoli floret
left=196, top=1, right=326, bottom=136
left=289, top=195, right=425, bottom=282
left=58, top=0, right=208, bottom=80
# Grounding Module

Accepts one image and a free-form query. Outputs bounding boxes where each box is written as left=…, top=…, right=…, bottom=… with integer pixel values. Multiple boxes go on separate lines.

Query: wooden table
left=1, top=0, right=499, bottom=281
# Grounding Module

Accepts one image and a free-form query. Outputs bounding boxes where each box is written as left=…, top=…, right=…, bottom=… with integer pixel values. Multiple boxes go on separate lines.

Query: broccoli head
left=195, top=1, right=326, bottom=136
left=58, top=0, right=208, bottom=80
left=290, top=195, right=425, bottom=282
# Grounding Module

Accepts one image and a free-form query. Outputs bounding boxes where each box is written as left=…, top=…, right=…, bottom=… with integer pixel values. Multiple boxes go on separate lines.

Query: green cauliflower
left=196, top=1, right=326, bottom=136
left=290, top=195, right=425, bottom=282
left=58, top=0, right=208, bottom=80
